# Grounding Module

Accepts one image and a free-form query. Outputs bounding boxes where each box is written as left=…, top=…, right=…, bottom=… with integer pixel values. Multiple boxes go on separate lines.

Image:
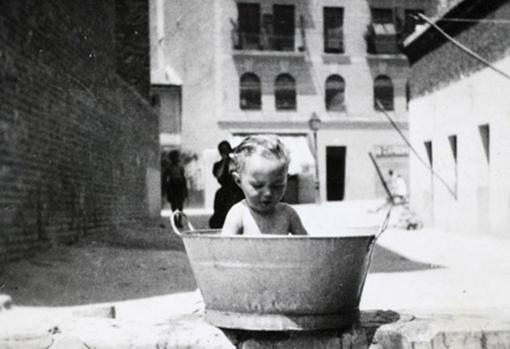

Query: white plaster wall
left=410, top=56, right=510, bottom=236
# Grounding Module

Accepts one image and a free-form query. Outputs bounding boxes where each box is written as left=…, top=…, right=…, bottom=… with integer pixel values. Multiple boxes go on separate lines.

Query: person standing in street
left=209, top=141, right=244, bottom=229
left=165, top=150, right=188, bottom=226
left=391, top=172, right=408, bottom=205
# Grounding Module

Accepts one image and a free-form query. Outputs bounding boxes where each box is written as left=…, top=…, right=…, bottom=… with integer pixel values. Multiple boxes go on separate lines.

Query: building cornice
left=218, top=118, right=408, bottom=131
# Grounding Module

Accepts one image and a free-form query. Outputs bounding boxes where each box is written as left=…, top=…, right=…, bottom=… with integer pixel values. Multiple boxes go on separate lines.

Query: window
left=406, top=81, right=410, bottom=110
left=275, top=74, right=296, bottom=110
left=448, top=135, right=458, bottom=163
left=372, top=8, right=394, bottom=24
left=479, top=124, right=490, bottom=163
left=323, top=7, right=344, bottom=53
left=240, top=73, right=262, bottom=110
left=448, top=135, right=458, bottom=196
left=237, top=3, right=261, bottom=49
left=325, top=75, right=345, bottom=111
left=424, top=140, right=433, bottom=168
left=272, top=5, right=295, bottom=51
left=367, top=8, right=398, bottom=54
left=374, top=75, right=394, bottom=111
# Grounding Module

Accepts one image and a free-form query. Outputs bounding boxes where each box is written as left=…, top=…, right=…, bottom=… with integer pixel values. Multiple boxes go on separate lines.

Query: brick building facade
left=151, top=0, right=437, bottom=209
left=0, top=1, right=160, bottom=261
left=405, top=0, right=510, bottom=236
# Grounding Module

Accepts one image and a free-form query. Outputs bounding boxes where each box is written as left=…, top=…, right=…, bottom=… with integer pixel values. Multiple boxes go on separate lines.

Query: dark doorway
left=326, top=146, right=346, bottom=201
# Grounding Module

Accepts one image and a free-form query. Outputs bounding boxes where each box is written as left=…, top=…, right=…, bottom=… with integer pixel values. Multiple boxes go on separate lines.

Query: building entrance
left=326, top=146, right=346, bottom=201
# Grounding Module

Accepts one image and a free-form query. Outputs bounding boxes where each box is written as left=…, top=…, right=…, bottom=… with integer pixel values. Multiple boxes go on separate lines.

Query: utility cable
left=375, top=100, right=458, bottom=199
left=417, top=13, right=510, bottom=81
left=438, top=17, right=510, bottom=24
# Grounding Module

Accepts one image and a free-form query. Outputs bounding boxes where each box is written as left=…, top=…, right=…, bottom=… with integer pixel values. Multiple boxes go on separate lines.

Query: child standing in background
left=165, top=150, right=187, bottom=226
left=222, top=135, right=308, bottom=236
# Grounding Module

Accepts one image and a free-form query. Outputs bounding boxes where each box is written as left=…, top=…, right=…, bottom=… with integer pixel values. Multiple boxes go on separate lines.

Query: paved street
left=166, top=200, right=510, bottom=315
left=2, top=200, right=510, bottom=347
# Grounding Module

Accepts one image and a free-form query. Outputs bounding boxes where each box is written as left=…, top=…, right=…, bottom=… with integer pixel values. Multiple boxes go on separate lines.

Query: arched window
left=374, top=75, right=394, bottom=111
left=275, top=74, right=296, bottom=110
left=240, top=73, right=261, bottom=110
left=325, top=75, right=345, bottom=111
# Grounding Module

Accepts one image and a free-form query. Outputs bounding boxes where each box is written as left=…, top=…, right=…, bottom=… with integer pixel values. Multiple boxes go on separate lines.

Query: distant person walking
left=388, top=170, right=397, bottom=198
left=372, top=169, right=406, bottom=212
left=209, top=141, right=244, bottom=229
left=164, top=150, right=188, bottom=225
left=391, top=172, right=407, bottom=205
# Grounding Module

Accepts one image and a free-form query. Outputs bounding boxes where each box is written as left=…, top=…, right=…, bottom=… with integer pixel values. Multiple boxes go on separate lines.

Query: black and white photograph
left=1, top=0, right=510, bottom=347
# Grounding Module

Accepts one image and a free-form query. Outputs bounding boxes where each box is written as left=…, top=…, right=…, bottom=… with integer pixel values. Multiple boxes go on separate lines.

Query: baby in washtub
left=221, top=135, right=308, bottom=236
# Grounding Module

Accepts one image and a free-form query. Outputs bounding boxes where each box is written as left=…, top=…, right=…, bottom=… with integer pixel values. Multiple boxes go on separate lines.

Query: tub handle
left=366, top=205, right=393, bottom=253
left=375, top=205, right=392, bottom=240
left=169, top=210, right=195, bottom=237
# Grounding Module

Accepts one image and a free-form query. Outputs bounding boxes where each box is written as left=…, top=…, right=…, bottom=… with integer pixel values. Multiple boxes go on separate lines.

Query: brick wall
left=0, top=0, right=159, bottom=261
left=115, top=0, right=151, bottom=99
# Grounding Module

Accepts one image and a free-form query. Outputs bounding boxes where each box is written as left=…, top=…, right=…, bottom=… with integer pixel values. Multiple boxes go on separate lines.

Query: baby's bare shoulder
left=222, top=200, right=247, bottom=235
left=276, top=203, right=298, bottom=217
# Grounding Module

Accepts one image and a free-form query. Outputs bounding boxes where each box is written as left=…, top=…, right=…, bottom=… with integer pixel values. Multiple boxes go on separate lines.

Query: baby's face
left=235, top=153, right=288, bottom=214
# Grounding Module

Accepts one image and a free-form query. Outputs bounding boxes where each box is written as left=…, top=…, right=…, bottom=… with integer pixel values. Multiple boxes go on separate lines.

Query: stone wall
left=0, top=0, right=159, bottom=260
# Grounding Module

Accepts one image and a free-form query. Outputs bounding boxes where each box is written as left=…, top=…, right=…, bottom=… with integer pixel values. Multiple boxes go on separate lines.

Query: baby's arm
left=221, top=203, right=243, bottom=235
left=287, top=206, right=308, bottom=235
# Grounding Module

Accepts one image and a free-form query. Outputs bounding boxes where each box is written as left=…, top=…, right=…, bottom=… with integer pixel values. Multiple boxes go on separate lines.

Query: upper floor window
left=271, top=5, right=295, bottom=51
left=233, top=3, right=297, bottom=51
left=325, top=75, right=345, bottom=111
left=365, top=7, right=425, bottom=53
left=240, top=73, right=262, bottom=110
left=323, top=7, right=344, bottom=53
left=367, top=8, right=398, bottom=54
left=275, top=74, right=296, bottom=110
left=236, top=3, right=261, bottom=50
left=374, top=75, right=394, bottom=111
left=372, top=8, right=394, bottom=24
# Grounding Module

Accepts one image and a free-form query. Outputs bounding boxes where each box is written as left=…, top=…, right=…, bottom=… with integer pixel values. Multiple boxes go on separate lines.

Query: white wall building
left=404, top=0, right=510, bottom=236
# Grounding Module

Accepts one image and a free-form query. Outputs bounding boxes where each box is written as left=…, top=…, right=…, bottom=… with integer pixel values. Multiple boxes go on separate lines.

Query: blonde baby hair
left=230, top=135, right=290, bottom=172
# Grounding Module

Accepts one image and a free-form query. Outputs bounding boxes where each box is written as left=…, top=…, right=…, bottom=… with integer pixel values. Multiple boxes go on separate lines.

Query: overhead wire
left=385, top=12, right=510, bottom=199
left=437, top=17, right=510, bottom=24
left=375, top=100, right=458, bottom=200
left=416, top=13, right=510, bottom=81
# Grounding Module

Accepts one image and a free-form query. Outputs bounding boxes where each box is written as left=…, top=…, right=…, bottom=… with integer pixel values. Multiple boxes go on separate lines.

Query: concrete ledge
left=375, top=312, right=510, bottom=349
left=1, top=309, right=510, bottom=348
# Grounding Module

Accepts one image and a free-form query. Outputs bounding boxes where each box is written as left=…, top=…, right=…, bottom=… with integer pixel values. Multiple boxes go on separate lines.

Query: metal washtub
left=170, top=209, right=391, bottom=331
